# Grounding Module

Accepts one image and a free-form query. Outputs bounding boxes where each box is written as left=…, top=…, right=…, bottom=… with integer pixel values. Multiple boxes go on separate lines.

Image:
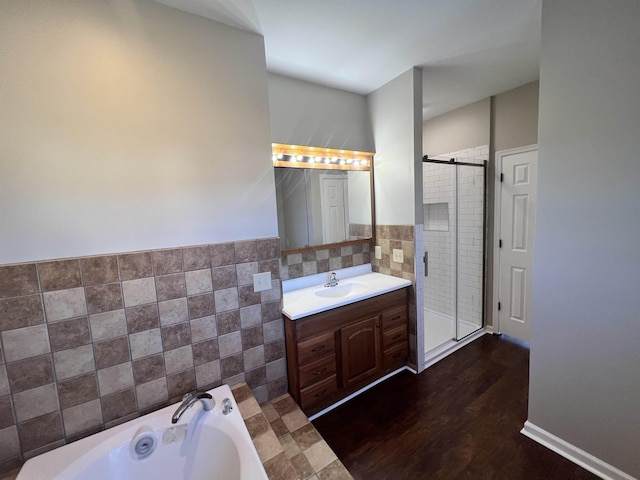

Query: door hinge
left=499, top=239, right=502, bottom=248
left=500, top=173, right=504, bottom=183
left=498, top=302, right=501, bottom=311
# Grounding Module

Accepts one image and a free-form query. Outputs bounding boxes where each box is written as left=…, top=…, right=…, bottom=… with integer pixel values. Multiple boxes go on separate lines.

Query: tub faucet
left=324, top=272, right=339, bottom=287
left=171, top=391, right=215, bottom=424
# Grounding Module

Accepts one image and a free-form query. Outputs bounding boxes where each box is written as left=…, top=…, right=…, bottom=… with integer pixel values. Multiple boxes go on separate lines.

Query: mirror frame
left=272, top=143, right=376, bottom=256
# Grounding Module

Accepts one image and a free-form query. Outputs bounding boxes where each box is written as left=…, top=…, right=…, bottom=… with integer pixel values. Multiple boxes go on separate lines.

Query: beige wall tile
left=182, top=246, right=210, bottom=271
left=136, top=378, right=168, bottom=410
left=189, top=315, right=217, bottom=343
left=16, top=412, right=64, bottom=454
left=218, top=331, right=242, bottom=358
left=48, top=317, right=90, bottom=352
left=266, top=358, right=286, bottom=382
left=234, top=240, right=257, bottom=263
left=214, top=288, right=239, bottom=313
left=167, top=369, right=196, bottom=400
left=132, top=354, right=165, bottom=384
left=101, top=388, right=136, bottom=423
left=164, top=345, right=193, bottom=375
left=89, top=310, right=127, bottom=341
left=0, top=426, right=20, bottom=462
left=209, top=243, right=235, bottom=268
left=13, top=384, right=60, bottom=423
left=212, top=265, right=238, bottom=290
left=195, top=360, right=221, bottom=388
left=85, top=283, right=123, bottom=315
left=240, top=304, right=262, bottom=329
left=122, top=278, right=157, bottom=307
left=118, top=252, right=152, bottom=281
left=260, top=283, right=281, bottom=303
left=235, top=262, right=258, bottom=286
left=97, top=362, right=134, bottom=396
left=2, top=325, right=50, bottom=362
left=129, top=328, right=162, bottom=360
left=185, top=269, right=213, bottom=296
left=155, top=273, right=186, bottom=302
left=53, top=344, right=95, bottom=380
left=263, top=319, right=285, bottom=344
left=192, top=340, right=219, bottom=366
left=57, top=373, right=99, bottom=410
left=151, top=249, right=183, bottom=276
left=43, top=287, right=87, bottom=322
left=0, top=365, right=9, bottom=396
left=125, top=304, right=159, bottom=333
left=187, top=293, right=214, bottom=320
left=243, top=346, right=265, bottom=370
left=62, top=399, right=103, bottom=437
left=158, top=298, right=188, bottom=326
left=94, top=337, right=130, bottom=370
left=6, top=355, right=54, bottom=393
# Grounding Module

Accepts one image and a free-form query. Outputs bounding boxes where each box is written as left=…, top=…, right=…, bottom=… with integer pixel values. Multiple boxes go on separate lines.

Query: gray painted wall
left=529, top=1, right=640, bottom=477
left=492, top=81, right=539, bottom=152
left=367, top=68, right=423, bottom=226
left=0, top=0, right=277, bottom=264
left=267, top=73, right=375, bottom=152
left=422, top=98, right=490, bottom=156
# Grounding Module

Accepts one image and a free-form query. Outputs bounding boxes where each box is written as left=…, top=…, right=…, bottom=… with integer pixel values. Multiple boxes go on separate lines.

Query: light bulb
left=296, top=155, right=303, bottom=161
left=353, top=160, right=360, bottom=166
left=277, top=153, right=283, bottom=160
left=324, top=158, right=331, bottom=164
left=339, top=159, right=346, bottom=165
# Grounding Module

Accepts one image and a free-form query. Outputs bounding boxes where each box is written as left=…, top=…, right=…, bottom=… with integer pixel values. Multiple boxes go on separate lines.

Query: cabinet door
left=340, top=315, right=381, bottom=388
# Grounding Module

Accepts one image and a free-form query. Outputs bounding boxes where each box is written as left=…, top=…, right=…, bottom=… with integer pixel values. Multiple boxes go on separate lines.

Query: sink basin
left=313, top=282, right=367, bottom=298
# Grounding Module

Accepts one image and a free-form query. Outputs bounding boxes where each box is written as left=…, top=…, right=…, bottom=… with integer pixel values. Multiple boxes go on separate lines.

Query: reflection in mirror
left=275, top=168, right=372, bottom=251
left=272, top=143, right=374, bottom=253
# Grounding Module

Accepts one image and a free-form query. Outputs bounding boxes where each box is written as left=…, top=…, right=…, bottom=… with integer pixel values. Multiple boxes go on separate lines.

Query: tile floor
left=232, top=383, right=352, bottom=480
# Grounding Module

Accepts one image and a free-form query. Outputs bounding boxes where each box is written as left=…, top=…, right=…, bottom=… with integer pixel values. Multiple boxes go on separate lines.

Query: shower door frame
left=422, top=157, right=487, bottom=342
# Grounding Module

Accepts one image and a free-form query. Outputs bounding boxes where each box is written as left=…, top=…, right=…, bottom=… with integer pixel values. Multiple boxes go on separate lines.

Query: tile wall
left=279, top=243, right=371, bottom=281
left=0, top=238, right=287, bottom=473
left=371, top=225, right=417, bottom=367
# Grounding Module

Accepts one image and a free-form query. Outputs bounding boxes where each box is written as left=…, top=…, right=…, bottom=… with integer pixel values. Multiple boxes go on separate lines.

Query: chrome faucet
left=324, top=272, right=339, bottom=287
left=171, top=391, right=215, bottom=424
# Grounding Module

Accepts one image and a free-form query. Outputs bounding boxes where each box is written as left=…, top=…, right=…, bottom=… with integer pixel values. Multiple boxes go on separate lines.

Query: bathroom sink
left=313, top=282, right=367, bottom=298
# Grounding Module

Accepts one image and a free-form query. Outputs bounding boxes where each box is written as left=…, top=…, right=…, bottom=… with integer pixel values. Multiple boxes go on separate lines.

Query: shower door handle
left=424, top=252, right=428, bottom=277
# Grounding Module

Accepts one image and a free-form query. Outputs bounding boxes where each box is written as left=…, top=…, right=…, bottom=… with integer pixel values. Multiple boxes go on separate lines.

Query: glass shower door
left=455, top=164, right=485, bottom=340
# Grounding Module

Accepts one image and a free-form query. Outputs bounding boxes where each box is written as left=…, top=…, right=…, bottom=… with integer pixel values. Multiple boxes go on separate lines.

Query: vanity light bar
left=271, top=143, right=373, bottom=171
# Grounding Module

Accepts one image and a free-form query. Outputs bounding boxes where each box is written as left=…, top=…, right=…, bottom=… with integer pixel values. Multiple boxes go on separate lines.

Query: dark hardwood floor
left=313, top=334, right=599, bottom=480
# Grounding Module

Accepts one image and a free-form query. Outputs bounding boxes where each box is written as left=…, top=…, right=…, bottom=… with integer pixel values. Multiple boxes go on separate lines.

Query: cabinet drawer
left=382, top=324, right=407, bottom=351
left=298, top=332, right=335, bottom=365
left=300, top=375, right=337, bottom=410
left=383, top=343, right=408, bottom=370
left=299, top=355, right=337, bottom=389
left=381, top=306, right=407, bottom=331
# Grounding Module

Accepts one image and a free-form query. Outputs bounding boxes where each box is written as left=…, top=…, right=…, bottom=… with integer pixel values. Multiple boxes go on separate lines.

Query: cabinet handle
left=314, top=389, right=328, bottom=398
left=311, top=345, right=325, bottom=352
left=313, top=368, right=328, bottom=376
left=392, top=334, right=402, bottom=341
left=392, top=352, right=402, bottom=359
left=392, top=315, right=401, bottom=321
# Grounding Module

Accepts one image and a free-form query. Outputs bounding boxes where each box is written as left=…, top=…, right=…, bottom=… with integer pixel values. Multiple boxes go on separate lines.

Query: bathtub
left=17, top=384, right=268, bottom=480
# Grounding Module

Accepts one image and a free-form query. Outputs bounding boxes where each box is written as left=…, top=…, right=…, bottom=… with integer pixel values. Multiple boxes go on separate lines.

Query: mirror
left=275, top=168, right=373, bottom=251
left=272, top=143, right=375, bottom=253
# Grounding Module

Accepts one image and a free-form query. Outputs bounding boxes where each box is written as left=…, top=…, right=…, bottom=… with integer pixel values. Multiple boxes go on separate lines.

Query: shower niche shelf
left=424, top=202, right=449, bottom=231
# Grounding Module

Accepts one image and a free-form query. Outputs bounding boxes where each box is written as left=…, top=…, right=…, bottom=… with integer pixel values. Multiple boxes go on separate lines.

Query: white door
left=495, top=146, right=538, bottom=342
left=321, top=176, right=347, bottom=243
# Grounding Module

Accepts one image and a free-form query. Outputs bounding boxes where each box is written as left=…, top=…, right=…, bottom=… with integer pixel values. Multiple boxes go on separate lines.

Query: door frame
left=492, top=144, right=538, bottom=337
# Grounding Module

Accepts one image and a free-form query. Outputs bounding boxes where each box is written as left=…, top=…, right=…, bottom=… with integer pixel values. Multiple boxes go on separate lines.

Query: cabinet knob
left=376, top=324, right=380, bottom=328
left=311, top=345, right=325, bottom=352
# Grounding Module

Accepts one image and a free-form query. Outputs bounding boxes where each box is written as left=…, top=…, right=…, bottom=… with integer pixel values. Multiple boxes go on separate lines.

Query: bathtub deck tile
left=232, top=382, right=353, bottom=480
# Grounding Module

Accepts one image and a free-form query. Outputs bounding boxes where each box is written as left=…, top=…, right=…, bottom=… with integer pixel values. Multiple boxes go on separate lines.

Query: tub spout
left=171, top=392, right=215, bottom=424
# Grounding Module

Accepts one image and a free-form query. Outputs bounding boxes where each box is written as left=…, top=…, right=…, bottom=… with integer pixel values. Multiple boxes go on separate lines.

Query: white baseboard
left=484, top=324, right=496, bottom=334
left=521, top=421, right=636, bottom=480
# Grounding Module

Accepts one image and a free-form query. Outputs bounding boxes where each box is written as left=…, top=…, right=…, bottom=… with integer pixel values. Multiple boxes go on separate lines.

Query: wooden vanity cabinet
left=284, top=287, right=409, bottom=415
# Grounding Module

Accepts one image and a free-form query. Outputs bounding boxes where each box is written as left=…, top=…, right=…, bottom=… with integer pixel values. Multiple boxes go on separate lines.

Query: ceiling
left=154, top=0, right=541, bottom=120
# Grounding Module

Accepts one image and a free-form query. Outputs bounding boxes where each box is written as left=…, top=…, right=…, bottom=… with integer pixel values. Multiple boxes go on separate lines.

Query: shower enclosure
left=422, top=157, right=486, bottom=353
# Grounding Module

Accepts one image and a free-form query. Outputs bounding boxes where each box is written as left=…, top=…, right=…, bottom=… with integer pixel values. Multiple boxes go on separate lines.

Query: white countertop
left=282, top=264, right=412, bottom=320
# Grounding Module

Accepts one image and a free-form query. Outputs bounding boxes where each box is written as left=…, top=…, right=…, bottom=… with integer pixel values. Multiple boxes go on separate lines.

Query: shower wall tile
left=0, top=237, right=286, bottom=475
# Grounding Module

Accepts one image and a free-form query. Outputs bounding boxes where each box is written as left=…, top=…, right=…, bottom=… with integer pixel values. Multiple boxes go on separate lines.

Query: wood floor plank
left=313, top=335, right=599, bottom=479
